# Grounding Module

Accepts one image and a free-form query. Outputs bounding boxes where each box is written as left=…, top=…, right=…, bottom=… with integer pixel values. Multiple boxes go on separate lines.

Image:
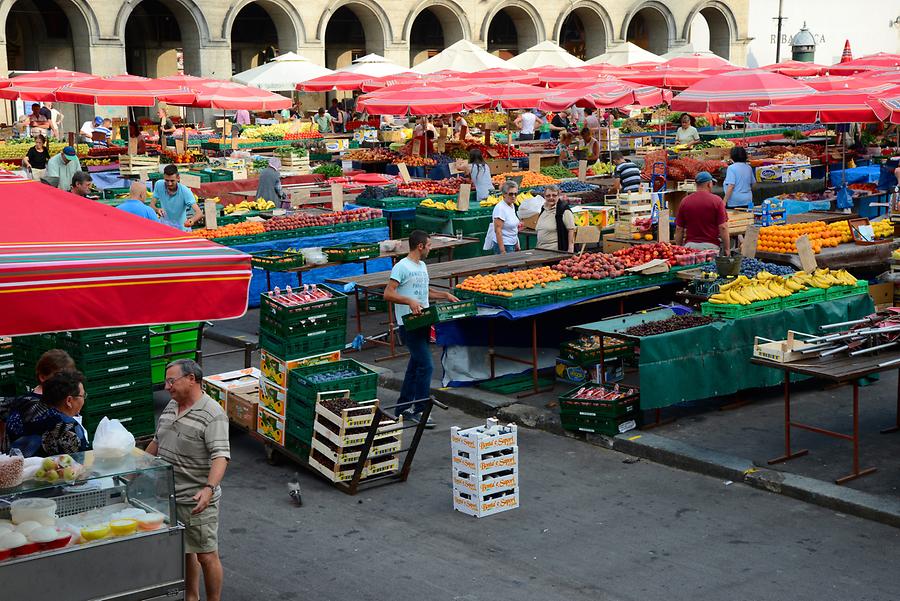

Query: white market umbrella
left=412, top=40, right=511, bottom=74
left=340, top=54, right=410, bottom=78
left=588, top=42, right=663, bottom=66
left=507, top=41, right=586, bottom=69
left=232, top=52, right=333, bottom=91
left=660, top=44, right=728, bottom=61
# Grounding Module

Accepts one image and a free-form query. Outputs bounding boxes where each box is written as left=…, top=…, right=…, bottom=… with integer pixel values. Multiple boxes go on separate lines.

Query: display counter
left=0, top=449, right=183, bottom=601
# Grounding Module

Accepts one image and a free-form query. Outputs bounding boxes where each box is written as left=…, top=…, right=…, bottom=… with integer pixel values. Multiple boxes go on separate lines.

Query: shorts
left=176, top=499, right=219, bottom=554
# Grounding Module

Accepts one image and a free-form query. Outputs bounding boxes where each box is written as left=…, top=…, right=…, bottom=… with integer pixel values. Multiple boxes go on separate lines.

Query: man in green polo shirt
left=147, top=359, right=229, bottom=601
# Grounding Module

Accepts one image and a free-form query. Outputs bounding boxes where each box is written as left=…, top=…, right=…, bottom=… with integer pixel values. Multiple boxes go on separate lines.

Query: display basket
left=402, top=300, right=477, bottom=331
left=558, top=383, right=639, bottom=418
left=322, top=243, right=380, bottom=262
left=250, top=250, right=306, bottom=271
left=288, top=359, right=378, bottom=403
left=358, top=196, right=420, bottom=209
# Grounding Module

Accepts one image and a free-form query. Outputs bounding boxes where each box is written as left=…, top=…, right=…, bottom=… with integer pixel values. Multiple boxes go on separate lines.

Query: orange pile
left=192, top=222, right=265, bottom=240
left=456, top=266, right=566, bottom=297
left=756, top=221, right=843, bottom=255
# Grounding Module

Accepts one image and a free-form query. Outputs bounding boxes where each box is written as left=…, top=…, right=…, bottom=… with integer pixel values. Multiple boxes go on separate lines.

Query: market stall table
left=751, top=350, right=900, bottom=484
left=756, top=241, right=897, bottom=270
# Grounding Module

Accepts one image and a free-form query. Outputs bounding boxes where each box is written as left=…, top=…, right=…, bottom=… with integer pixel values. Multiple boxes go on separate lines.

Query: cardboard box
left=451, top=446, right=518, bottom=475
left=228, top=388, right=259, bottom=431
left=554, top=357, right=623, bottom=384
left=260, top=349, right=341, bottom=389
left=258, top=377, right=288, bottom=417
left=602, top=233, right=632, bottom=253
left=202, top=367, right=261, bottom=412
left=869, top=282, right=893, bottom=305
left=379, top=130, right=404, bottom=143
left=257, top=407, right=285, bottom=446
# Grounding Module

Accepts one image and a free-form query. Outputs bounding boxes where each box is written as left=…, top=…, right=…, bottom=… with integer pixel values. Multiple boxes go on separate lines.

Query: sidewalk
left=203, top=307, right=900, bottom=527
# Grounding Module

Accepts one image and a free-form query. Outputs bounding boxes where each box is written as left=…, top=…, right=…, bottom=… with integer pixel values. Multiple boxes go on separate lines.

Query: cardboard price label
left=578, top=160, right=588, bottom=181
left=457, top=183, right=471, bottom=212
left=656, top=208, right=670, bottom=243
left=290, top=188, right=311, bottom=208
left=204, top=200, right=218, bottom=230
left=575, top=226, right=601, bottom=245
left=330, top=183, right=344, bottom=211
left=528, top=153, right=542, bottom=174
left=742, top=225, right=760, bottom=258
left=397, top=163, right=412, bottom=183
left=127, top=137, right=138, bottom=156
left=795, top=235, right=818, bottom=272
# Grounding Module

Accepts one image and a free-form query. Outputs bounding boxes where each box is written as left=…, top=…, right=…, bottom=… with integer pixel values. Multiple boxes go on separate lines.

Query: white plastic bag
left=92, top=417, right=136, bottom=460
left=518, top=195, right=544, bottom=219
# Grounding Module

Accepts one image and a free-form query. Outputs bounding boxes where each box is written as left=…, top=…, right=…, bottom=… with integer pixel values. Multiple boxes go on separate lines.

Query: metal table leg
left=880, top=367, right=900, bottom=434
left=835, top=381, right=877, bottom=485
left=768, top=370, right=810, bottom=465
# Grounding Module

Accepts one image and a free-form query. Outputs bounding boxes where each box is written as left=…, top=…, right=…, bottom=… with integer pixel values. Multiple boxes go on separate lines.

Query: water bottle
left=761, top=200, right=771, bottom=227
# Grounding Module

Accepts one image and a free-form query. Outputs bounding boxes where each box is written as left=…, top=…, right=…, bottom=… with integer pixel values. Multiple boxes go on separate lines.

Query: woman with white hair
left=255, top=157, right=286, bottom=205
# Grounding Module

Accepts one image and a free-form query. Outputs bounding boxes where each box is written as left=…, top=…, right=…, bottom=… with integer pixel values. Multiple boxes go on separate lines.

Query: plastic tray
left=402, top=300, right=477, bottom=331
left=250, top=250, right=306, bottom=271
left=700, top=297, right=782, bottom=319
left=560, top=413, right=637, bottom=436
left=287, top=359, right=378, bottom=403
left=259, top=285, right=347, bottom=328
left=259, top=327, right=345, bottom=360
left=322, top=243, right=380, bottom=262
left=558, top=383, right=639, bottom=418
left=559, top=339, right=632, bottom=365
left=781, top=287, right=826, bottom=309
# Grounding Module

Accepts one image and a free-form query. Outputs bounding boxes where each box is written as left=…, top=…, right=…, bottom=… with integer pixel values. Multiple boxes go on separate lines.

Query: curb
left=374, top=366, right=900, bottom=528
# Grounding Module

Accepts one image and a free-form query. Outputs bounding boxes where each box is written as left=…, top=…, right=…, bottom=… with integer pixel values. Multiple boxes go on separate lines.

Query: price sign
left=290, top=188, right=311, bottom=208
left=796, top=235, right=818, bottom=272
left=127, top=137, right=138, bottom=156
left=397, top=163, right=412, bottom=183
left=180, top=173, right=203, bottom=190
left=457, top=183, right=471, bottom=212
left=175, top=135, right=186, bottom=155
left=330, top=183, right=344, bottom=212
left=204, top=200, right=218, bottom=230
left=578, top=160, right=588, bottom=181
left=528, top=153, right=542, bottom=174
left=656, top=208, right=670, bottom=243
left=742, top=225, right=760, bottom=258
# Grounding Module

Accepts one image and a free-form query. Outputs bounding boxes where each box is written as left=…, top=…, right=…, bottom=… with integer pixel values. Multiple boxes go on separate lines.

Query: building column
left=196, top=42, right=233, bottom=80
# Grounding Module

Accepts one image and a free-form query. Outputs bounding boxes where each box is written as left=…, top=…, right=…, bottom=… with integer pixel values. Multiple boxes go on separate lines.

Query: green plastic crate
left=402, top=300, right=477, bottom=330
left=449, top=215, right=492, bottom=236
left=560, top=339, right=632, bottom=365
left=259, top=286, right=347, bottom=328
left=700, top=297, right=782, bottom=319
left=81, top=390, right=154, bottom=418
left=782, top=287, right=826, bottom=309
left=415, top=214, right=451, bottom=234
left=284, top=416, right=314, bottom=443
left=560, top=413, right=637, bottom=436
left=825, top=280, right=869, bottom=300
left=287, top=359, right=377, bottom=404
left=322, top=243, right=380, bottom=262
left=258, top=327, right=345, bottom=360
left=284, top=433, right=312, bottom=459
left=358, top=196, right=420, bottom=209
left=477, top=371, right=555, bottom=395
left=250, top=250, right=305, bottom=271
left=558, top=383, right=639, bottom=418
left=82, top=405, right=155, bottom=439
left=259, top=311, right=347, bottom=341
left=365, top=298, right=387, bottom=312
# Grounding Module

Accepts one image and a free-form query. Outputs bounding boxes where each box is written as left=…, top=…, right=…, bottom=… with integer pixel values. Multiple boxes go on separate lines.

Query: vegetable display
left=612, top=242, right=703, bottom=267
left=639, top=150, right=726, bottom=182
left=313, top=163, right=343, bottom=178
left=456, top=267, right=566, bottom=297
left=540, top=165, right=576, bottom=179
left=624, top=314, right=715, bottom=336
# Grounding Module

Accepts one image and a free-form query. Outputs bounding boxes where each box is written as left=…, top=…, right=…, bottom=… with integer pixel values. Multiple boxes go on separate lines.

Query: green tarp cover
left=581, top=296, right=874, bottom=409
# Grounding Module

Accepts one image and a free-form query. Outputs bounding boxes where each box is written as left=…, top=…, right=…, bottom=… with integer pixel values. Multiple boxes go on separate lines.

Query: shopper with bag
left=147, top=359, right=229, bottom=601
left=6, top=369, right=88, bottom=458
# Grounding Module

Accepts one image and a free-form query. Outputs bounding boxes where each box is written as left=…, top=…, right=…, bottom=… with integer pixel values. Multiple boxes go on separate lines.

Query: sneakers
left=398, top=409, right=435, bottom=429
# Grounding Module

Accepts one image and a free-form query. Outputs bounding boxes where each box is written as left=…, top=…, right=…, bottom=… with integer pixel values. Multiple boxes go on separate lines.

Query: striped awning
left=670, top=70, right=816, bottom=113
left=0, top=173, right=250, bottom=336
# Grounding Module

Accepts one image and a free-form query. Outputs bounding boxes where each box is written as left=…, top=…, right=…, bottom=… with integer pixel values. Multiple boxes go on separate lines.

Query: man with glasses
left=147, top=359, right=229, bottom=601
left=151, top=164, right=201, bottom=230
left=7, top=369, right=88, bottom=457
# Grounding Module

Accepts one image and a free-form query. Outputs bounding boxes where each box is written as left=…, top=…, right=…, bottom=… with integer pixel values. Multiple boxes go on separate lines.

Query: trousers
left=397, top=325, right=432, bottom=415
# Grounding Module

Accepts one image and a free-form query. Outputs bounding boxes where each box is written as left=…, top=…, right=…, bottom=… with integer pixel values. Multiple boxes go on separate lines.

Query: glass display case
left=0, top=449, right=184, bottom=601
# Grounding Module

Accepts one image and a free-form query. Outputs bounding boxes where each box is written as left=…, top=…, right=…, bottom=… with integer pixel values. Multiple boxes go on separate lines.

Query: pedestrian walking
left=147, top=359, right=229, bottom=601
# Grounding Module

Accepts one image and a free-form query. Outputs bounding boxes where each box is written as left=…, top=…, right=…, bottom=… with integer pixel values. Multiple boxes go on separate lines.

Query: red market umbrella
left=0, top=172, right=251, bottom=336
left=857, top=70, right=900, bottom=85
left=761, top=60, right=825, bottom=77
left=868, top=93, right=900, bottom=124
left=55, top=75, right=196, bottom=106
left=750, top=89, right=892, bottom=124
left=663, top=53, right=734, bottom=71
left=360, top=73, right=439, bottom=93
left=298, top=72, right=377, bottom=92
left=670, top=69, right=815, bottom=113
left=451, top=68, right=540, bottom=85
left=356, top=85, right=490, bottom=115
left=451, top=82, right=547, bottom=110
left=13, top=68, right=92, bottom=83
left=619, top=67, right=708, bottom=90
left=801, top=75, right=864, bottom=91
left=170, top=81, right=290, bottom=110
left=539, top=81, right=670, bottom=111
left=0, top=78, right=69, bottom=102
left=828, top=53, right=900, bottom=76
left=840, top=40, right=853, bottom=63
left=622, top=61, right=664, bottom=71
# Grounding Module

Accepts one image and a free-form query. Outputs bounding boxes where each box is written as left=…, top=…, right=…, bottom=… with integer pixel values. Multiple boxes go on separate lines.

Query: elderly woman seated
left=7, top=370, right=89, bottom=457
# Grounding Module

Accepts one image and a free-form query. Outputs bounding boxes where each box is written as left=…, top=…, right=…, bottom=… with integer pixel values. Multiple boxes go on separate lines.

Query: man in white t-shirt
left=515, top=109, right=540, bottom=141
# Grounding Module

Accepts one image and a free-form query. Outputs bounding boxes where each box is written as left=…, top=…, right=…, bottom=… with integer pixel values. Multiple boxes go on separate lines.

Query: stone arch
left=1, top=0, right=97, bottom=71
left=405, top=0, right=470, bottom=66
left=223, top=0, right=304, bottom=49
left=115, top=0, right=209, bottom=75
left=481, top=0, right=545, bottom=57
left=555, top=2, right=613, bottom=60
left=621, top=1, right=676, bottom=56
left=684, top=1, right=737, bottom=60
left=317, top=0, right=392, bottom=50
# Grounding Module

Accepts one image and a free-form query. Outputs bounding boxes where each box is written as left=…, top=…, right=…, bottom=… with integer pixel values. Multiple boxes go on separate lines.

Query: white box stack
left=451, top=418, right=519, bottom=518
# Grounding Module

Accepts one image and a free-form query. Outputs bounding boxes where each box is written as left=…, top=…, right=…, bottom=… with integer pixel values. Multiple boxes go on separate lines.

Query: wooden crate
left=281, top=154, right=311, bottom=172
left=313, top=399, right=403, bottom=448
left=310, top=435, right=401, bottom=465
left=119, top=154, right=159, bottom=175
left=309, top=451, right=400, bottom=483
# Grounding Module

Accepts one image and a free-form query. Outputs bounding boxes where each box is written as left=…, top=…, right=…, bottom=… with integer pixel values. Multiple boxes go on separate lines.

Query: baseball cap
left=695, top=171, right=715, bottom=184
left=62, top=146, right=77, bottom=157
left=93, top=116, right=103, bottom=126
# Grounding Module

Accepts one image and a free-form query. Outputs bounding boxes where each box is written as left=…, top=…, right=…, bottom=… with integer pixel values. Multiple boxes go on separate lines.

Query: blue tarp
left=90, top=172, right=132, bottom=190
left=779, top=199, right=832, bottom=215
left=233, top=226, right=390, bottom=307
left=830, top=166, right=880, bottom=187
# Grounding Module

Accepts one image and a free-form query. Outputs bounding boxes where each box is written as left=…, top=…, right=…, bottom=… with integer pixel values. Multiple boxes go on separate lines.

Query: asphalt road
left=215, top=404, right=900, bottom=601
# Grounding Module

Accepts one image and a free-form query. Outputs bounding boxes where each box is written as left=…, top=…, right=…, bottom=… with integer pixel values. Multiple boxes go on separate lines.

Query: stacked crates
left=55, top=328, right=154, bottom=438
left=11, top=334, right=59, bottom=394
left=451, top=419, right=519, bottom=518
left=308, top=396, right=403, bottom=482
left=256, top=286, right=348, bottom=454
left=0, top=338, right=15, bottom=397
left=149, top=323, right=202, bottom=386
left=558, top=382, right=638, bottom=436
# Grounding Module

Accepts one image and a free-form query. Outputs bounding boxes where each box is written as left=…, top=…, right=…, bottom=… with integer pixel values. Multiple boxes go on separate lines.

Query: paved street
left=214, top=404, right=899, bottom=601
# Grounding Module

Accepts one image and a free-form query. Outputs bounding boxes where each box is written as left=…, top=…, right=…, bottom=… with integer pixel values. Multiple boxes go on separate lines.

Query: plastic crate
left=259, top=327, right=345, bottom=360
left=359, top=196, right=420, bottom=209
left=81, top=388, right=154, bottom=418
left=259, top=311, right=347, bottom=340
left=322, top=243, right=380, bottom=262
left=58, top=327, right=147, bottom=343
left=560, top=338, right=632, bottom=365
left=825, top=280, right=869, bottom=300
left=250, top=250, right=306, bottom=271
left=81, top=404, right=155, bottom=439
left=700, top=297, right=782, bottom=319
left=402, top=300, right=477, bottom=331
left=558, top=383, right=639, bottom=418
left=560, top=413, right=637, bottom=436
left=259, top=286, right=347, bottom=328
left=449, top=215, right=492, bottom=235
left=477, top=372, right=555, bottom=395
left=782, top=287, right=826, bottom=309
left=287, top=359, right=378, bottom=403
left=285, top=416, right=314, bottom=444
left=284, top=433, right=312, bottom=459
left=57, top=331, right=150, bottom=361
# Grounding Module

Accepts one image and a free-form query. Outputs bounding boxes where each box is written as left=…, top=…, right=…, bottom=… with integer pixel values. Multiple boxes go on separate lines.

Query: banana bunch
left=480, top=195, right=500, bottom=207
left=709, top=138, right=735, bottom=148
left=791, top=268, right=857, bottom=289
left=709, top=272, right=799, bottom=305
left=223, top=198, right=275, bottom=214
left=419, top=198, right=437, bottom=208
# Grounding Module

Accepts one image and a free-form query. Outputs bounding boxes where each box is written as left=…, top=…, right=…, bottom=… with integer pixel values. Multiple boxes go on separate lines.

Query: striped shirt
left=615, top=160, right=642, bottom=192
left=154, top=394, right=230, bottom=503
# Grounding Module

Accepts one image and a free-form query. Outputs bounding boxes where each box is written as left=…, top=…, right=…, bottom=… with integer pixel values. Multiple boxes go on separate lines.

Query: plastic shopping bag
left=836, top=184, right=853, bottom=210
left=93, top=417, right=136, bottom=460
